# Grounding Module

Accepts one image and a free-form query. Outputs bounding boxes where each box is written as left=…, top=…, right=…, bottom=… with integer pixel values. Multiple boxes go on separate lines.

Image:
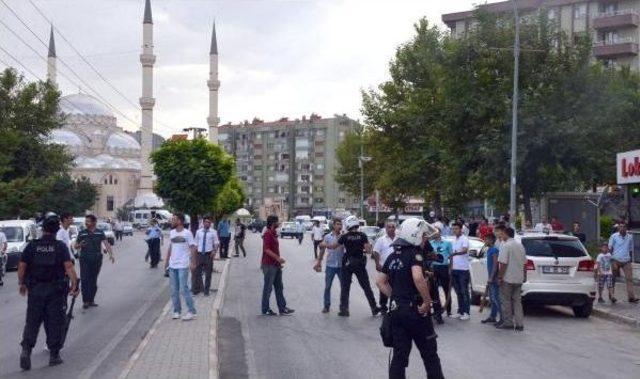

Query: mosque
left=47, top=0, right=220, bottom=219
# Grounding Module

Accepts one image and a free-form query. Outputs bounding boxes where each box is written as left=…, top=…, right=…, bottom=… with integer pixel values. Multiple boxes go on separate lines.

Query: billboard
left=617, top=149, right=640, bottom=185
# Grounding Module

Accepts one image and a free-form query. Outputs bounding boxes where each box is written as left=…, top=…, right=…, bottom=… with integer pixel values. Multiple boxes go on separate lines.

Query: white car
left=97, top=222, right=116, bottom=245
left=0, top=220, right=39, bottom=271
left=467, top=232, right=595, bottom=318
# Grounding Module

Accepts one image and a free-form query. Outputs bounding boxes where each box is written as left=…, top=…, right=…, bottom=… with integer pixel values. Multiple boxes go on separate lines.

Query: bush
left=600, top=215, right=614, bottom=240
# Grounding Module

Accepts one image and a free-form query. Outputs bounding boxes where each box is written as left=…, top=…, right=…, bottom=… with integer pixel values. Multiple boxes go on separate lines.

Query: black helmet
left=43, top=213, right=60, bottom=234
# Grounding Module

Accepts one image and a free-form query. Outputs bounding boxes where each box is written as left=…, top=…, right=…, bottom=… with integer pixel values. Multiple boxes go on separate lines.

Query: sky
left=0, top=0, right=477, bottom=137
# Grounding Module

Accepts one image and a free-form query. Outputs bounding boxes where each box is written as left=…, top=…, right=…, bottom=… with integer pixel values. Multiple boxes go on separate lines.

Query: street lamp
left=509, top=0, right=520, bottom=227
left=359, top=153, right=372, bottom=218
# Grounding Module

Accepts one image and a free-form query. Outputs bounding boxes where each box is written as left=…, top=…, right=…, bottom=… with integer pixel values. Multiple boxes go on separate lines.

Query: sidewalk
left=592, top=280, right=640, bottom=327
left=118, top=259, right=230, bottom=379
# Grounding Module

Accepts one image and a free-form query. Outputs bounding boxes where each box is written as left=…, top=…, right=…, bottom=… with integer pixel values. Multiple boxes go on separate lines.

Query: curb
left=209, top=258, right=231, bottom=379
left=592, top=306, right=640, bottom=328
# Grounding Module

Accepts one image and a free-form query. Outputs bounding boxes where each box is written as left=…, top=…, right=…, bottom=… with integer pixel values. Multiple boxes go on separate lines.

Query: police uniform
left=20, top=234, right=72, bottom=353
left=76, top=228, right=106, bottom=305
left=382, top=244, right=444, bottom=379
left=338, top=230, right=379, bottom=315
left=421, top=242, right=444, bottom=323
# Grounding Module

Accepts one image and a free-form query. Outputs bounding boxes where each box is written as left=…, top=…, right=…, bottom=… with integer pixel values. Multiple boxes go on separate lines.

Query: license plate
left=542, top=266, right=570, bottom=274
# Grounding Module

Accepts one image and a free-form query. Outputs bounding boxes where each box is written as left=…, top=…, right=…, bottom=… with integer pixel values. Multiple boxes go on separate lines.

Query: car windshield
left=282, top=223, right=295, bottom=229
left=521, top=238, right=587, bottom=258
left=361, top=226, right=380, bottom=236
left=1, top=226, right=24, bottom=242
left=97, top=223, right=112, bottom=231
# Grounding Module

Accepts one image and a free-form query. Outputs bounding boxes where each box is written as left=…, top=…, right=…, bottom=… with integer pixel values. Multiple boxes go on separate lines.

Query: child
left=595, top=242, right=616, bottom=304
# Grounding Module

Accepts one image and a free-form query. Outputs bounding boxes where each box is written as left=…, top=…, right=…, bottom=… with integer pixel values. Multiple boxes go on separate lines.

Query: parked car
left=279, top=222, right=298, bottom=238
left=97, top=222, right=116, bottom=245
left=0, top=220, right=39, bottom=271
left=122, top=222, right=134, bottom=236
left=248, top=219, right=266, bottom=233
left=467, top=232, right=595, bottom=318
left=361, top=226, right=381, bottom=243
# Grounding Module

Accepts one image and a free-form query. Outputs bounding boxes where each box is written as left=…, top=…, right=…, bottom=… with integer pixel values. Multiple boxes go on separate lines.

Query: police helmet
left=43, top=212, right=61, bottom=234
left=394, top=217, right=438, bottom=247
left=343, top=215, right=360, bottom=231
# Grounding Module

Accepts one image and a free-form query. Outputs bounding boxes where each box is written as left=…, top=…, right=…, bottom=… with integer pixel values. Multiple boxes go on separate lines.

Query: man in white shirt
left=372, top=221, right=397, bottom=313
left=450, top=222, right=471, bottom=320
left=193, top=215, right=220, bottom=296
left=534, top=217, right=552, bottom=233
left=56, top=213, right=73, bottom=252
left=0, top=229, right=7, bottom=286
left=164, top=213, right=197, bottom=321
left=311, top=221, right=325, bottom=259
left=496, top=225, right=527, bottom=331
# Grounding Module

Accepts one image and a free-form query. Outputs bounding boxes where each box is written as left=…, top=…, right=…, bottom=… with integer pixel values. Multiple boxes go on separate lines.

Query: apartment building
left=442, top=0, right=640, bottom=70
left=218, top=115, right=359, bottom=219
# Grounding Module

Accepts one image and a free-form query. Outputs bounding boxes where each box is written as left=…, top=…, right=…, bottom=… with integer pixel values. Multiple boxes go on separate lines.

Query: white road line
left=78, top=280, right=168, bottom=379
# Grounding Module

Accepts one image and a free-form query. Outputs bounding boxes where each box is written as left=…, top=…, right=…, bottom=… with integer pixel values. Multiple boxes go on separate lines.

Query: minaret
left=135, top=0, right=162, bottom=208
left=207, top=22, right=220, bottom=143
left=47, top=26, right=56, bottom=85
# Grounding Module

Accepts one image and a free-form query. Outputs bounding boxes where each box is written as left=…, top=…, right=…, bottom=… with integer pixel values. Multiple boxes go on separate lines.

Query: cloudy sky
left=0, top=0, right=476, bottom=137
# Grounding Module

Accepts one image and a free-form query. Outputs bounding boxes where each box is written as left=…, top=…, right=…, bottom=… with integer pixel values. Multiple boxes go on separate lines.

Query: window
left=573, top=4, right=586, bottom=19
left=599, top=3, right=617, bottom=14
left=254, top=165, right=262, bottom=170
left=300, top=197, right=310, bottom=204
left=547, top=8, right=556, bottom=20
left=254, top=154, right=262, bottom=160
left=107, top=196, right=114, bottom=211
left=301, top=174, right=310, bottom=182
left=316, top=130, right=325, bottom=137
left=301, top=186, right=310, bottom=193
left=600, top=31, right=619, bottom=44
left=281, top=153, right=290, bottom=160
left=521, top=238, right=587, bottom=258
left=301, top=163, right=311, bottom=170
left=315, top=152, right=324, bottom=158
left=314, top=198, right=324, bottom=203
left=339, top=198, right=346, bottom=204
left=603, top=59, right=617, bottom=69
left=316, top=163, right=324, bottom=170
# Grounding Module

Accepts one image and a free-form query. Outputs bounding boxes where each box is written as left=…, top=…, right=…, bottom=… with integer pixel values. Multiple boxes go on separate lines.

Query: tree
left=0, top=69, right=97, bottom=219
left=151, top=138, right=234, bottom=235
left=212, top=176, right=245, bottom=221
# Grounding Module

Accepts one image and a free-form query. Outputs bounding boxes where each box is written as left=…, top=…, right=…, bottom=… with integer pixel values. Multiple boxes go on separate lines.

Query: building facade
left=442, top=0, right=640, bottom=70
left=218, top=115, right=359, bottom=218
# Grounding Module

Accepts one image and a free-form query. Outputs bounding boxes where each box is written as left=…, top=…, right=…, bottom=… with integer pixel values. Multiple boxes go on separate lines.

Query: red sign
left=617, top=150, right=640, bottom=184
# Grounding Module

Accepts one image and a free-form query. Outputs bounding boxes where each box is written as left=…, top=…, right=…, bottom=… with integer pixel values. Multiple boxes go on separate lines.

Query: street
left=0, top=232, right=169, bottom=379
left=220, top=233, right=640, bottom=379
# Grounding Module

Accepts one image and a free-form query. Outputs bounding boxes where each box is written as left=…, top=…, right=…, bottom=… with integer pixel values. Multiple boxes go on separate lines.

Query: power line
left=27, top=0, right=177, bottom=135
left=0, top=44, right=43, bottom=81
left=0, top=0, right=140, bottom=129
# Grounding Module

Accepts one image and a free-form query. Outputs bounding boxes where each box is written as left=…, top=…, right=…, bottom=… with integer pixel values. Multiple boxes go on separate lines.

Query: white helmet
left=396, top=218, right=438, bottom=246
left=344, top=215, right=360, bottom=230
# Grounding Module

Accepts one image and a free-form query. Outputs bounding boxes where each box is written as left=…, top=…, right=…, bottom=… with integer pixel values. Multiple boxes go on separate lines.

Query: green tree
left=151, top=138, right=234, bottom=235
left=38, top=175, right=98, bottom=216
left=212, top=176, right=245, bottom=221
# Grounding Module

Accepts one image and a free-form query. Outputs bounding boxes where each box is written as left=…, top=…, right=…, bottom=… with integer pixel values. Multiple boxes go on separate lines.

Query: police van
left=0, top=220, right=39, bottom=271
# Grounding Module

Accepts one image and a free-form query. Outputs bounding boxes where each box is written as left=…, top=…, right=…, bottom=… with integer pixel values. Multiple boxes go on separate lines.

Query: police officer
left=329, top=215, right=380, bottom=317
left=74, top=214, right=114, bottom=309
left=421, top=233, right=445, bottom=324
left=376, top=218, right=444, bottom=379
left=18, top=213, right=79, bottom=370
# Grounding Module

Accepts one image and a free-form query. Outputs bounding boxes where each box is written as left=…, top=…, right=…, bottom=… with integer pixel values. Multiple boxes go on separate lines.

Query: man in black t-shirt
left=377, top=217, right=443, bottom=379
left=234, top=219, right=247, bottom=257
left=18, top=214, right=79, bottom=370
left=329, top=216, right=380, bottom=317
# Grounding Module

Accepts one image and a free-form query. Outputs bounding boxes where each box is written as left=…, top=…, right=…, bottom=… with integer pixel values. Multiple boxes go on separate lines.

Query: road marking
left=79, top=280, right=167, bottom=379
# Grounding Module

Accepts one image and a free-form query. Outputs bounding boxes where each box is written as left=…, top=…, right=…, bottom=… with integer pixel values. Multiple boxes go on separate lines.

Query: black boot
left=20, top=347, right=31, bottom=370
left=49, top=350, right=63, bottom=366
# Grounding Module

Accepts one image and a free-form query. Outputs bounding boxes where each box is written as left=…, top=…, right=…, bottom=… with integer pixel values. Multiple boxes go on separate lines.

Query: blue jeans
left=451, top=270, right=470, bottom=315
left=489, top=282, right=501, bottom=320
left=323, top=266, right=341, bottom=308
left=169, top=268, right=196, bottom=314
left=261, top=265, right=287, bottom=313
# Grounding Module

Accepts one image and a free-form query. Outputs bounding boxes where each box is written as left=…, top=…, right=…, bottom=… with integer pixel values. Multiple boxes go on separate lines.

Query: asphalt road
left=220, top=232, right=640, bottom=379
left=0, top=231, right=169, bottom=379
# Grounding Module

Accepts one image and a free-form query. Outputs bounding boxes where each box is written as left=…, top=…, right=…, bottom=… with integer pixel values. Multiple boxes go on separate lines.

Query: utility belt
left=26, top=278, right=67, bottom=288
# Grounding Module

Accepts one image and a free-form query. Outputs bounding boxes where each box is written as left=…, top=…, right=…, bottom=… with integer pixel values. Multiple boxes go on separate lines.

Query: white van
left=0, top=220, right=39, bottom=271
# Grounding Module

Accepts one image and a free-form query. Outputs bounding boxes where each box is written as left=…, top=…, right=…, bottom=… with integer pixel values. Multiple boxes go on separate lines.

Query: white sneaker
left=172, top=312, right=180, bottom=319
left=460, top=313, right=470, bottom=321
left=182, top=312, right=196, bottom=321
left=450, top=313, right=461, bottom=319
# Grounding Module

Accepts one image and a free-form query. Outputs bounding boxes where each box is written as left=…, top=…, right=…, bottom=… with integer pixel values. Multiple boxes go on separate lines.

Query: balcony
left=593, top=38, right=639, bottom=58
left=594, top=10, right=640, bottom=30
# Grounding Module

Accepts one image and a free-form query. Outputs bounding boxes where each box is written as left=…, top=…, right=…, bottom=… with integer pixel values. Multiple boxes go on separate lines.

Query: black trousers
left=234, top=237, right=246, bottom=257
left=148, top=238, right=161, bottom=267
left=192, top=252, right=213, bottom=294
left=115, top=231, right=123, bottom=241
left=339, top=260, right=377, bottom=311
left=21, top=282, right=65, bottom=352
left=432, top=265, right=451, bottom=316
left=380, top=291, right=390, bottom=310
left=219, top=236, right=231, bottom=258
left=313, top=240, right=322, bottom=259
left=390, top=305, right=444, bottom=379
left=80, top=255, right=102, bottom=304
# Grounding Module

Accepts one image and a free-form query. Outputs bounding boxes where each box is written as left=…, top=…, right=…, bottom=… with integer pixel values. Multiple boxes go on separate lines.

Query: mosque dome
left=106, top=132, right=141, bottom=151
left=59, top=93, right=114, bottom=117
left=49, top=129, right=84, bottom=147
left=74, top=154, right=141, bottom=171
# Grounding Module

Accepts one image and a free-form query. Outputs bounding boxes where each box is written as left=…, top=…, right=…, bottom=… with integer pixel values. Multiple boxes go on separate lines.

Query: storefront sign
left=617, top=149, right=640, bottom=184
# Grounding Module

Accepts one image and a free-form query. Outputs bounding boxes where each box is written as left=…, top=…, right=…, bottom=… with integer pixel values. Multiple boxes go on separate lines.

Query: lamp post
left=359, top=152, right=372, bottom=218
left=509, top=0, right=520, bottom=227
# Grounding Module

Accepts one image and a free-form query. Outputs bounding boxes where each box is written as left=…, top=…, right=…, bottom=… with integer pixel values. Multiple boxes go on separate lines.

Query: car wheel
left=572, top=302, right=592, bottom=318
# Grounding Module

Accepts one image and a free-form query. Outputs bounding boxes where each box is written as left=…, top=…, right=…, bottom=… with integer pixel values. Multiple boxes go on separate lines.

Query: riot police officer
left=18, top=213, right=78, bottom=370
left=376, top=217, right=444, bottom=379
